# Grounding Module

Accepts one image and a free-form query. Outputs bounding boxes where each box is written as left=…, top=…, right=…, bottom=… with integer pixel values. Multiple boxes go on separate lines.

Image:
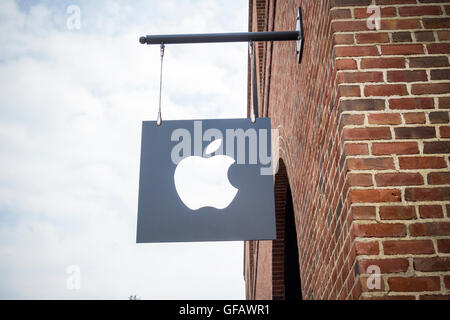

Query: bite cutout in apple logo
left=174, top=139, right=238, bottom=210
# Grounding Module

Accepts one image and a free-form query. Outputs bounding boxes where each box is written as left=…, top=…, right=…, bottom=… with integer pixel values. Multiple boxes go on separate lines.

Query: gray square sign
left=136, top=118, right=276, bottom=242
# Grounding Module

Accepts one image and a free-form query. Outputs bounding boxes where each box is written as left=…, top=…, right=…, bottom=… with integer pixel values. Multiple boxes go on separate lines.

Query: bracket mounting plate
left=296, top=7, right=304, bottom=63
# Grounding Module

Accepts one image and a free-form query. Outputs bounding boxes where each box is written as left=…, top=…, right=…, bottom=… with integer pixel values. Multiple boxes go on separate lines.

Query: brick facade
left=244, top=0, right=450, bottom=300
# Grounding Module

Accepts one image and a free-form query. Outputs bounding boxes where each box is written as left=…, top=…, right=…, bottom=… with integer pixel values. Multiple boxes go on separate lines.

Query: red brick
left=348, top=157, right=395, bottom=170
left=440, top=97, right=450, bottom=109
left=412, top=83, right=450, bottom=95
left=392, top=32, right=412, bottom=43
left=427, top=43, right=450, bottom=54
left=368, top=113, right=401, bottom=125
left=340, top=99, right=385, bottom=111
left=419, top=205, right=443, bottom=218
left=423, top=141, right=450, bottom=154
left=445, top=276, right=450, bottom=290
left=381, top=44, right=424, bottom=55
left=403, top=112, right=426, bottom=124
left=395, top=127, right=436, bottom=139
left=437, top=30, right=450, bottom=41
left=429, top=172, right=450, bottom=185
left=365, top=84, right=408, bottom=97
left=431, top=69, right=450, bottom=81
left=423, top=18, right=450, bottom=29
left=429, top=111, right=449, bottom=124
left=376, top=173, right=423, bottom=187
left=354, top=223, right=406, bottom=237
left=334, top=33, right=354, bottom=45
left=399, top=157, right=446, bottom=169
left=383, top=240, right=434, bottom=255
left=344, top=127, right=391, bottom=140
left=414, top=257, right=450, bottom=272
left=437, top=239, right=450, bottom=253
left=379, top=206, right=416, bottom=220
left=399, top=6, right=442, bottom=17
left=372, top=142, right=419, bottom=155
left=331, top=9, right=352, bottom=20
left=355, top=241, right=379, bottom=255
left=388, top=277, right=440, bottom=292
left=339, top=85, right=361, bottom=97
left=389, top=98, right=434, bottom=110
left=335, top=46, right=380, bottom=57
left=345, top=143, right=369, bottom=155
left=341, top=114, right=365, bottom=127
left=351, top=206, right=376, bottom=220
left=350, top=189, right=401, bottom=203
left=360, top=58, right=405, bottom=69
left=387, top=70, right=428, bottom=83
left=356, top=33, right=390, bottom=44
left=440, top=126, right=450, bottom=138
left=380, top=19, right=422, bottom=30
left=410, top=222, right=450, bottom=236
left=336, top=59, right=357, bottom=70
left=409, top=56, right=449, bottom=68
left=332, top=20, right=371, bottom=32
left=358, top=258, right=409, bottom=274
left=338, top=71, right=383, bottom=83
left=406, top=187, right=450, bottom=201
left=348, top=173, right=373, bottom=187
left=415, top=31, right=435, bottom=42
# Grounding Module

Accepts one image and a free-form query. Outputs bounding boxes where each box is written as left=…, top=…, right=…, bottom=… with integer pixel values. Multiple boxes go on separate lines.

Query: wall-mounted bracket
left=139, top=7, right=304, bottom=63
left=296, top=7, right=304, bottom=63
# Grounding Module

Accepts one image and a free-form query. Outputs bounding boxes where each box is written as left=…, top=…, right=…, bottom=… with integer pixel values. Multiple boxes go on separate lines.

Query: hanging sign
left=136, top=118, right=276, bottom=243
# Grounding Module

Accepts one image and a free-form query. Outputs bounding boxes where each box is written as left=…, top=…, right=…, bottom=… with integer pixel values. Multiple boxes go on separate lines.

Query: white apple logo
left=174, top=139, right=238, bottom=210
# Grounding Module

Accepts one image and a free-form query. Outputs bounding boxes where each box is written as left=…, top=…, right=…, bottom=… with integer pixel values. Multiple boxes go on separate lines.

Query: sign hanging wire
left=249, top=40, right=258, bottom=123
left=157, top=43, right=165, bottom=126
left=157, top=41, right=257, bottom=125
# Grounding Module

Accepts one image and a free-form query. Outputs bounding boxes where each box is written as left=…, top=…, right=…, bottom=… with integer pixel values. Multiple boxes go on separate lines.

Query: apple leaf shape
left=204, top=139, right=222, bottom=155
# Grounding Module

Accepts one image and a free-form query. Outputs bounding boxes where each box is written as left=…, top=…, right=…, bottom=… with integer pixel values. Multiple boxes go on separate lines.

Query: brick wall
left=334, top=0, right=450, bottom=300
left=244, top=0, right=450, bottom=300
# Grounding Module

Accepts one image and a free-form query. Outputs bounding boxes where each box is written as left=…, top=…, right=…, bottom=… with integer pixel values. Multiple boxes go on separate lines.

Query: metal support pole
left=139, top=7, right=304, bottom=63
left=139, top=31, right=300, bottom=45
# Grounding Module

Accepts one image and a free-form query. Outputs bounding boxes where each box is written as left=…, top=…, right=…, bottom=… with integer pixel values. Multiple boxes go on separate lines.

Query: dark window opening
left=284, top=185, right=302, bottom=300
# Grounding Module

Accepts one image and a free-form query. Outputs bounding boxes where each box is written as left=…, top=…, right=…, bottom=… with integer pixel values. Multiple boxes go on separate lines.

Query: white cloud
left=0, top=0, right=248, bottom=299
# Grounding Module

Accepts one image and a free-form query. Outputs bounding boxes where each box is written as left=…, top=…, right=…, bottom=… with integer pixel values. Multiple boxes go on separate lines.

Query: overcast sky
left=0, top=0, right=248, bottom=299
